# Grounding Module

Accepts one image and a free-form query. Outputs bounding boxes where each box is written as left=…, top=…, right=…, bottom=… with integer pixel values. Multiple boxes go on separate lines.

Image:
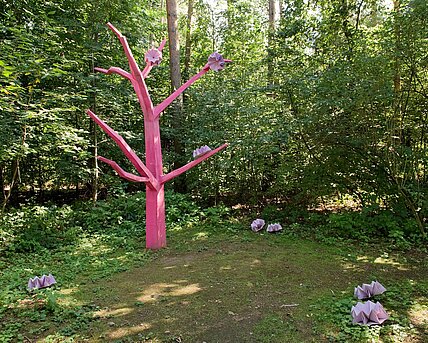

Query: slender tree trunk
left=166, top=0, right=187, bottom=193
left=160, top=0, right=166, bottom=25
left=389, top=0, right=425, bottom=236
left=90, top=52, right=99, bottom=202
left=226, top=0, right=234, bottom=28
left=268, top=0, right=278, bottom=87
left=183, top=0, right=194, bottom=82
left=1, top=160, right=19, bottom=213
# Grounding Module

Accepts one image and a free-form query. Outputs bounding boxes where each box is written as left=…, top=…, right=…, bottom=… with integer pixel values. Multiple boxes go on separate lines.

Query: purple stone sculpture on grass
left=28, top=274, right=56, bottom=290
left=251, top=219, right=265, bottom=232
left=354, top=281, right=387, bottom=300
left=267, top=223, right=282, bottom=233
left=193, top=145, right=212, bottom=158
left=351, top=300, right=389, bottom=325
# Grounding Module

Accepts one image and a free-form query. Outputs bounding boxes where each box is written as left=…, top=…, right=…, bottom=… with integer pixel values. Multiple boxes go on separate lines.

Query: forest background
left=1, top=0, right=427, bottom=244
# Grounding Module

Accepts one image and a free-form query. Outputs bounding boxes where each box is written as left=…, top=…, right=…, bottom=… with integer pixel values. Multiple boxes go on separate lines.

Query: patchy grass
left=1, top=193, right=427, bottom=342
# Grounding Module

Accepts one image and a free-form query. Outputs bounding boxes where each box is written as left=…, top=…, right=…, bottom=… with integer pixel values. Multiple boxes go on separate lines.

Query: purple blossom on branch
left=351, top=300, right=389, bottom=325
left=208, top=52, right=226, bottom=72
left=251, top=219, right=265, bottom=232
left=267, top=223, right=282, bottom=233
left=354, top=281, right=387, bottom=300
left=145, top=48, right=162, bottom=66
left=28, top=274, right=56, bottom=290
left=193, top=145, right=212, bottom=158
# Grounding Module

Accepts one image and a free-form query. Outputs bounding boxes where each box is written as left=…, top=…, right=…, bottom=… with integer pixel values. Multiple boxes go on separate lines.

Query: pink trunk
left=144, top=116, right=165, bottom=249
left=145, top=185, right=166, bottom=249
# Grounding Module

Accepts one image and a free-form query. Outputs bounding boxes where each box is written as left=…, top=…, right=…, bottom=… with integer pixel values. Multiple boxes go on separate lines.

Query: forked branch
left=86, top=109, right=158, bottom=189
left=106, top=22, right=141, bottom=77
left=154, top=65, right=210, bottom=118
left=161, top=144, right=228, bottom=184
left=98, top=156, right=149, bottom=183
left=142, top=39, right=167, bottom=79
left=95, top=67, right=133, bottom=82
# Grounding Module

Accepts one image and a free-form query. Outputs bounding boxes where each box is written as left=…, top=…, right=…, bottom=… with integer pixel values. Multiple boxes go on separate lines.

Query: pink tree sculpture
left=86, top=23, right=230, bottom=249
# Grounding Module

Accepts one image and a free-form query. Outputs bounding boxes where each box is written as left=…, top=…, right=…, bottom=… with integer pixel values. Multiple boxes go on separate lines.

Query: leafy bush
left=322, top=209, right=420, bottom=247
left=1, top=205, right=82, bottom=254
left=0, top=190, right=206, bottom=255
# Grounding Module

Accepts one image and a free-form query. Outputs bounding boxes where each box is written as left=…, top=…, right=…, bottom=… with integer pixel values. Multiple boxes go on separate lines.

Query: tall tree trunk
left=1, top=160, right=19, bottom=213
left=90, top=52, right=99, bottom=202
left=166, top=0, right=186, bottom=193
left=226, top=0, right=234, bottom=28
left=389, top=0, right=425, bottom=236
left=2, top=125, right=26, bottom=213
left=268, top=0, right=278, bottom=87
left=183, top=0, right=194, bottom=83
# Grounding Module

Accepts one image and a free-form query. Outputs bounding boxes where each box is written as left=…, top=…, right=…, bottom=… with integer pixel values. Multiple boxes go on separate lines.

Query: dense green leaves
left=0, top=0, right=426, bottom=237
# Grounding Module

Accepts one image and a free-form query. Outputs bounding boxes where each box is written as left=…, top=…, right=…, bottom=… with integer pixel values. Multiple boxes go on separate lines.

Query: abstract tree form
left=86, top=23, right=230, bottom=249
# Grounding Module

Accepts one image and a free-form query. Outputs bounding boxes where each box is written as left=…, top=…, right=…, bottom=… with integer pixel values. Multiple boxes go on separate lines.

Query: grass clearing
left=1, top=193, right=427, bottom=342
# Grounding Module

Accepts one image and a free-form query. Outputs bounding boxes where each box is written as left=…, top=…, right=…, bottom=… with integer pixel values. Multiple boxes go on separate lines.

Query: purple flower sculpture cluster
left=250, top=219, right=282, bottom=233
left=193, top=145, right=212, bottom=158
left=266, top=223, right=283, bottom=233
left=250, top=219, right=265, bottom=232
left=351, top=280, right=388, bottom=325
left=354, top=281, right=386, bottom=300
left=208, top=52, right=226, bottom=72
left=351, top=301, right=389, bottom=325
left=145, top=48, right=162, bottom=66
left=28, top=274, right=56, bottom=290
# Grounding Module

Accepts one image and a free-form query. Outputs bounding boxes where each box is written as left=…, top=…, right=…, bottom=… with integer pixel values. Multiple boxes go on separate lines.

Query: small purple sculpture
left=145, top=48, right=162, bottom=66
left=28, top=274, right=56, bottom=290
left=351, top=300, right=389, bottom=325
left=208, top=52, right=226, bottom=72
left=266, top=223, right=282, bottom=233
left=251, top=219, right=265, bottom=232
left=354, top=281, right=387, bottom=300
left=193, top=145, right=212, bottom=158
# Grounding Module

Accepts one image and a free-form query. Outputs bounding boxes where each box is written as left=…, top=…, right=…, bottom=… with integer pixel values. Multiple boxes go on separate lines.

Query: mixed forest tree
left=0, top=0, right=427, bottom=238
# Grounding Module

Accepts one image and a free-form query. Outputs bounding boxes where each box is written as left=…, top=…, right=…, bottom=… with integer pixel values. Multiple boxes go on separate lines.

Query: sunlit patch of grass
left=136, top=282, right=202, bottom=303
left=107, top=322, right=153, bottom=340
left=94, top=306, right=134, bottom=318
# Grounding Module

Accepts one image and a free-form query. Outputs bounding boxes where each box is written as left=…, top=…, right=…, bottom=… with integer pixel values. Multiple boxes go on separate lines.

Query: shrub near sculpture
left=87, top=23, right=230, bottom=249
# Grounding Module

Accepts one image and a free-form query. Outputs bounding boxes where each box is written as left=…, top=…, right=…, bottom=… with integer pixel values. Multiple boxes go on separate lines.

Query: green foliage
left=1, top=205, right=82, bottom=254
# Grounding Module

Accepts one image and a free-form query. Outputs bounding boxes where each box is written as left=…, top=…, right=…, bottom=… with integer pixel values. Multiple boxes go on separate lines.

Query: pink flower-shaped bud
left=193, top=145, right=212, bottom=158
left=145, top=48, right=162, bottom=66
left=267, top=223, right=282, bottom=233
left=251, top=219, right=265, bottom=232
left=208, top=52, right=226, bottom=72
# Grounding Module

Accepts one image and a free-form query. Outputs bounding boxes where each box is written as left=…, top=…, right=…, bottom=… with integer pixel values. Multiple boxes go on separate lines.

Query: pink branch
left=95, top=67, right=133, bottom=82
left=142, top=39, right=167, bottom=79
left=158, top=39, right=167, bottom=51
left=161, top=143, right=228, bottom=184
left=104, top=23, right=154, bottom=117
left=86, top=109, right=158, bottom=189
left=106, top=22, right=141, bottom=77
left=153, top=65, right=210, bottom=118
left=98, top=156, right=149, bottom=183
